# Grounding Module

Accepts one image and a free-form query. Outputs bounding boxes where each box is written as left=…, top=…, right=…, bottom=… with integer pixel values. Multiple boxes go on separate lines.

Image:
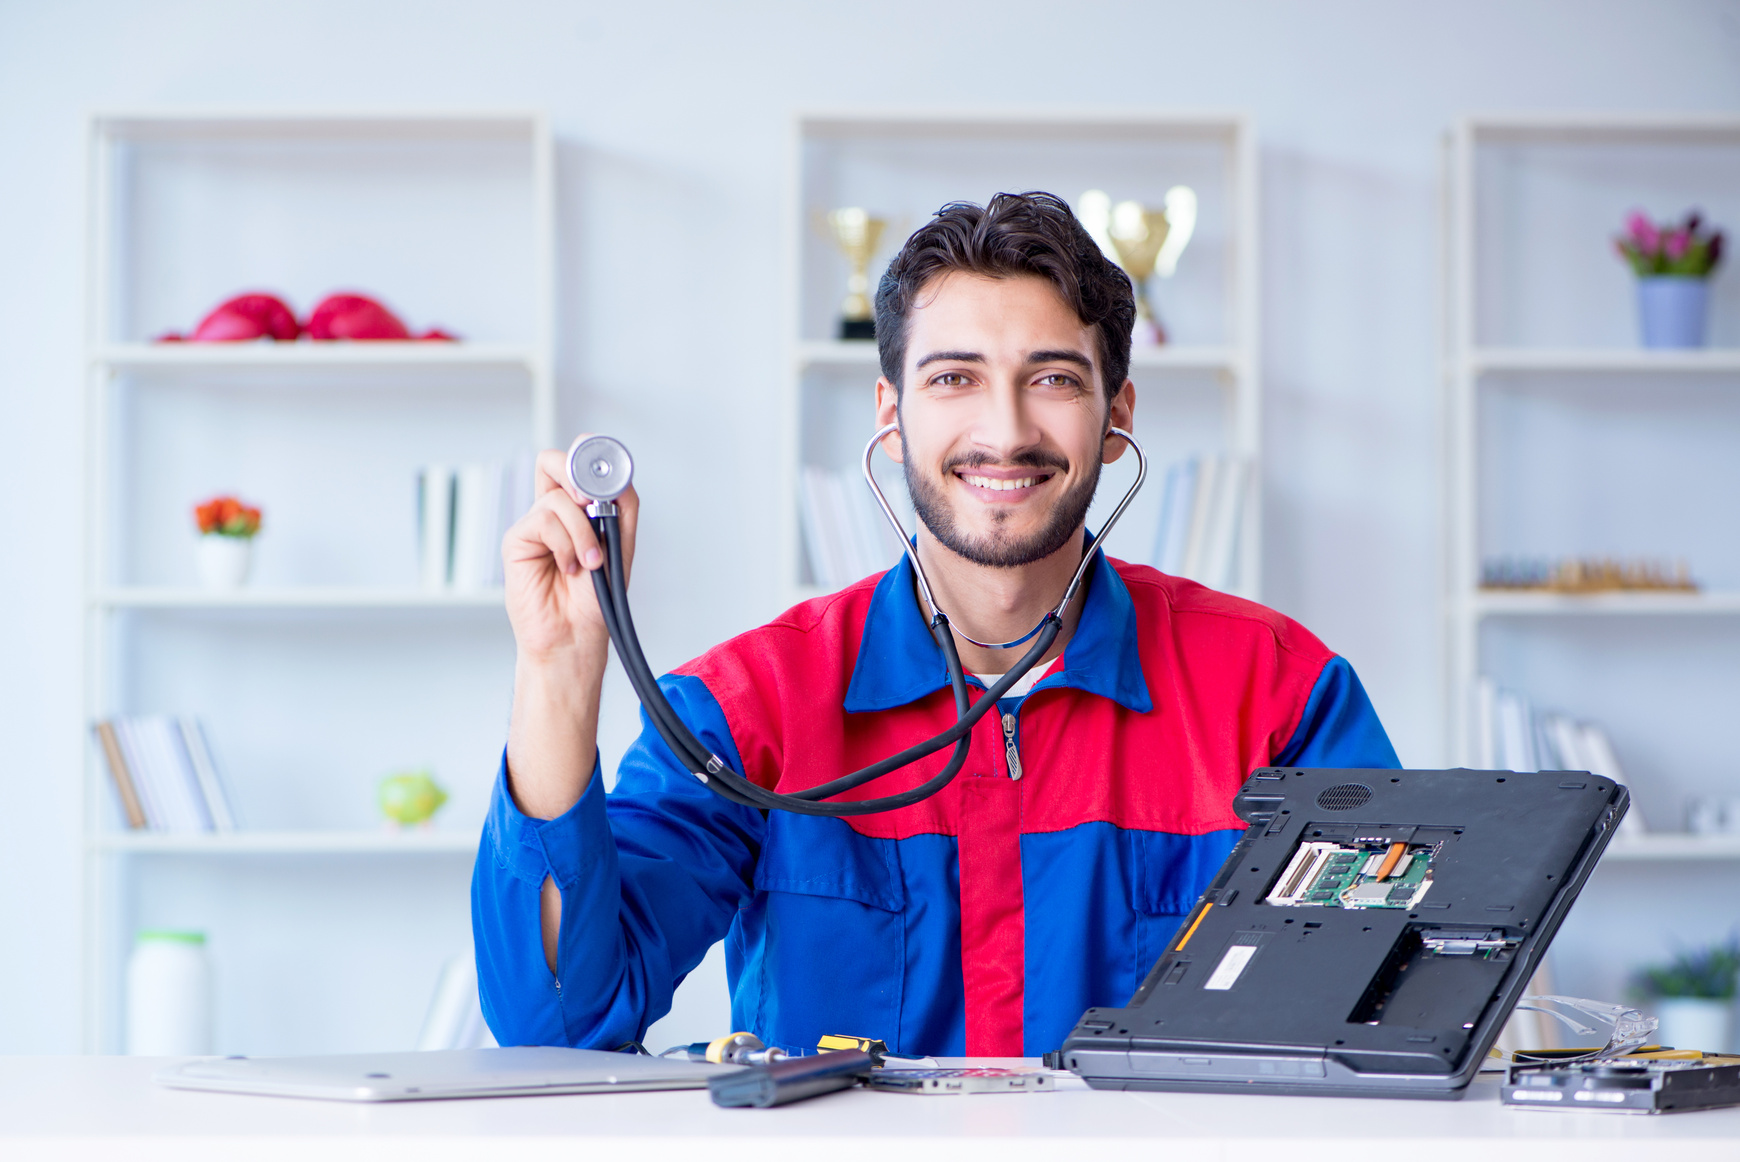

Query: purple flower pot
left=1636, top=276, right=1710, bottom=348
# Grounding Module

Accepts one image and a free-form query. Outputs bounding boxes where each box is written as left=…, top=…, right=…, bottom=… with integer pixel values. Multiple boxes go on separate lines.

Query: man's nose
left=971, top=383, right=1042, bottom=459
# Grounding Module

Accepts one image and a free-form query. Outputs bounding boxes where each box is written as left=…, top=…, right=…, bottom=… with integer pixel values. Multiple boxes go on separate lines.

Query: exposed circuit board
left=1265, top=838, right=1437, bottom=909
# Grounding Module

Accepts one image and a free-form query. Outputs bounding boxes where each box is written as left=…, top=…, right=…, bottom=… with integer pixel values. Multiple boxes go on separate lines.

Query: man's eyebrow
left=1026, top=348, right=1094, bottom=369
left=914, top=349, right=985, bottom=369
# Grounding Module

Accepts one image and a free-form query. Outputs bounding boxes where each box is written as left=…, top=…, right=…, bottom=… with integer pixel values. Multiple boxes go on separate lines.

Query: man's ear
left=1102, top=378, right=1136, bottom=464
left=875, top=376, right=904, bottom=464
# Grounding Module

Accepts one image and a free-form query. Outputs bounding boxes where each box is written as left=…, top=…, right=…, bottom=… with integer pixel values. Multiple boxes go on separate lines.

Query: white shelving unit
left=786, top=113, right=1259, bottom=604
left=1444, top=115, right=1740, bottom=1001
left=82, top=111, right=553, bottom=1054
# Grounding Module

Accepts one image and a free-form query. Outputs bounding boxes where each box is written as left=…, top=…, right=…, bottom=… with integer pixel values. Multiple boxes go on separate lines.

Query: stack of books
left=1472, top=679, right=1646, bottom=838
left=418, top=458, right=536, bottom=592
left=799, top=466, right=908, bottom=590
left=1150, top=454, right=1251, bottom=591
left=93, top=716, right=238, bottom=832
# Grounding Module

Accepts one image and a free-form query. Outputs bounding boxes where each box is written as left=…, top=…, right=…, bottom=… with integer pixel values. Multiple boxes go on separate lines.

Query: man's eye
left=931, top=372, right=971, bottom=387
left=1036, top=374, right=1080, bottom=388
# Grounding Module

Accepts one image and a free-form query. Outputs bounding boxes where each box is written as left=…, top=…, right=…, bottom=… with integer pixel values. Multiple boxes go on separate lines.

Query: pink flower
left=1666, top=229, right=1690, bottom=260
left=1627, top=210, right=1659, bottom=254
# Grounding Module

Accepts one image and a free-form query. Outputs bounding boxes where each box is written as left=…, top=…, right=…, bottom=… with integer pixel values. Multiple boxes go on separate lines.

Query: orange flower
left=194, top=495, right=262, bottom=538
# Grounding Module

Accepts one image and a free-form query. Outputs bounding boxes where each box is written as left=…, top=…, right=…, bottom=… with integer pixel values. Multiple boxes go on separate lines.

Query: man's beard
left=901, top=432, right=1102, bottom=569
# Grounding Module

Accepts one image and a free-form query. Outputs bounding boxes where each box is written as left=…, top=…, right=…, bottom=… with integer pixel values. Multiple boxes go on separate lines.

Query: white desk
left=4, top=1055, right=1737, bottom=1160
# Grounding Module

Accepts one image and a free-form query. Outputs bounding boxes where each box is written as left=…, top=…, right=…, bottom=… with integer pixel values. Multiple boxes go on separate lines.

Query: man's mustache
left=941, top=449, right=1070, bottom=474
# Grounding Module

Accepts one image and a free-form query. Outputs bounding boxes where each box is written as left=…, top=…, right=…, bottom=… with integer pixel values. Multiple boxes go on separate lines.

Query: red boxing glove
left=173, top=293, right=301, bottom=342
left=305, top=293, right=411, bottom=341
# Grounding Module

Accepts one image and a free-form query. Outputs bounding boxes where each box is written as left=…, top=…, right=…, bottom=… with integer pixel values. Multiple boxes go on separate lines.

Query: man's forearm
left=506, top=643, right=606, bottom=820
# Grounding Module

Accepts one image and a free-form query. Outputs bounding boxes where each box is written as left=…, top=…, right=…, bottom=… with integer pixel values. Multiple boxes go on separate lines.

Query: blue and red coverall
left=472, top=551, right=1399, bottom=1056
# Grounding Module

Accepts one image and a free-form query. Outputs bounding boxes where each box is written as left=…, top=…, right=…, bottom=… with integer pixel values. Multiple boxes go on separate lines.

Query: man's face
left=875, top=272, right=1134, bottom=569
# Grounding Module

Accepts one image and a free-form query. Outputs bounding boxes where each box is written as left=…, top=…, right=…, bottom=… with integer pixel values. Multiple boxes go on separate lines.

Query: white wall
left=2, top=0, right=1737, bottom=1054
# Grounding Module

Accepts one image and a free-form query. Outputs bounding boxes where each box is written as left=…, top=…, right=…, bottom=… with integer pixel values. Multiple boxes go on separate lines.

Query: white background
left=2, top=0, right=1739, bottom=1054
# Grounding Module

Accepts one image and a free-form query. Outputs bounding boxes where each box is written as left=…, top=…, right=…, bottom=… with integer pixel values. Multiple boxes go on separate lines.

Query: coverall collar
left=843, top=542, right=1153, bottom=715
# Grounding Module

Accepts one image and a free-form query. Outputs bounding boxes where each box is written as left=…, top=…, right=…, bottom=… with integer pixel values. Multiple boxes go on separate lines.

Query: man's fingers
left=542, top=486, right=603, bottom=574
left=508, top=506, right=581, bottom=575
left=535, top=445, right=582, bottom=500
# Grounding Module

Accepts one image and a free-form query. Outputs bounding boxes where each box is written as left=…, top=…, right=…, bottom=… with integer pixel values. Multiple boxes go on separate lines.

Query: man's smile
left=954, top=466, right=1056, bottom=496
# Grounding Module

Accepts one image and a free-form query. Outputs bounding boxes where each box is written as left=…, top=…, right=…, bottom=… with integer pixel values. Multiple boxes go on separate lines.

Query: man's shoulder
left=1111, top=559, right=1334, bottom=667
left=671, top=571, right=883, bottom=687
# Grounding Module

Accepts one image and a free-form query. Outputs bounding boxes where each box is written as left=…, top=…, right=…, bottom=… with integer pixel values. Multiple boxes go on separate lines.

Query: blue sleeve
left=470, top=673, right=765, bottom=1048
left=1274, top=656, right=1401, bottom=769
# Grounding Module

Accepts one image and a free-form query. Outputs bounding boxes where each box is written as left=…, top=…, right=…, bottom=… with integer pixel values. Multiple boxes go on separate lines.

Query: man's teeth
left=961, top=474, right=1043, bottom=492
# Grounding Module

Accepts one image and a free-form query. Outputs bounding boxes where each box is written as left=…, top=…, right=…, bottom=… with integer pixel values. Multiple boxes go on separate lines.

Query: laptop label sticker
left=1203, top=943, right=1258, bottom=990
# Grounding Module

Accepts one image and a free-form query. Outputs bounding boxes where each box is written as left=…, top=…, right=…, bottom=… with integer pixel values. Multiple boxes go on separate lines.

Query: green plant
left=1615, top=209, right=1725, bottom=278
left=1635, top=938, right=1740, bottom=1000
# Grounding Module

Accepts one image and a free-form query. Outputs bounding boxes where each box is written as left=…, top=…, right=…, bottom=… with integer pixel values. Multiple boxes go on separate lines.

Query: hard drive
left=1057, top=767, right=1627, bottom=1100
left=1504, top=1055, right=1740, bottom=1113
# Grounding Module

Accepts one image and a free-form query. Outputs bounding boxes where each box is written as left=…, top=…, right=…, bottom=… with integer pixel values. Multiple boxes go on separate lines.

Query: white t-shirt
left=972, top=661, right=1055, bottom=701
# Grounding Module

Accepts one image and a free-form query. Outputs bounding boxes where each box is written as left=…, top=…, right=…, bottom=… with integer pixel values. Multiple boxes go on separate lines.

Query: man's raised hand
left=501, top=443, right=640, bottom=666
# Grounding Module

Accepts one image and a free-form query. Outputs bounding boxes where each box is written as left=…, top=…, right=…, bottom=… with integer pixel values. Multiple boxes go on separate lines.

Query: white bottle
left=126, top=930, right=212, bottom=1055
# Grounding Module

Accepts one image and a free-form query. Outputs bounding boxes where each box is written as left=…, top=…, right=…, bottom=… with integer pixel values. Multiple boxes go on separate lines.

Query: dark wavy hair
left=874, top=191, right=1135, bottom=403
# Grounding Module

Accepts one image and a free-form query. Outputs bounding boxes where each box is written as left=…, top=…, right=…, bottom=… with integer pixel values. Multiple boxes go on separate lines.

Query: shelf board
left=94, top=110, right=542, bottom=143
left=90, top=830, right=479, bottom=855
left=1468, top=590, right=1740, bottom=617
left=796, top=340, right=1241, bottom=374
left=92, top=342, right=540, bottom=373
left=92, top=587, right=506, bottom=610
left=1600, top=835, right=1740, bottom=862
left=1469, top=348, right=1740, bottom=374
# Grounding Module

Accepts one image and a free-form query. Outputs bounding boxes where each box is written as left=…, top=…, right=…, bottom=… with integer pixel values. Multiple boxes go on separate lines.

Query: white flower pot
left=197, top=535, right=253, bottom=589
left=1653, top=996, right=1734, bottom=1053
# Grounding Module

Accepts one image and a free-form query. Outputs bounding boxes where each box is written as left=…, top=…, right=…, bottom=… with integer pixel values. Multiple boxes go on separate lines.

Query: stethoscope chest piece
left=568, top=435, right=634, bottom=506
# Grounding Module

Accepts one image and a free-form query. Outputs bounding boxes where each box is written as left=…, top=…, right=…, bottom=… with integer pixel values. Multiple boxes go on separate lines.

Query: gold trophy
left=1078, top=187, right=1197, bottom=346
left=823, top=207, right=888, bottom=340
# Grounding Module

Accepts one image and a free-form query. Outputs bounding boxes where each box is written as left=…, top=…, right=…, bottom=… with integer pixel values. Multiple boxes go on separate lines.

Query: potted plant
left=1615, top=209, right=1725, bottom=348
left=1634, top=938, right=1740, bottom=1053
left=193, top=495, right=262, bottom=588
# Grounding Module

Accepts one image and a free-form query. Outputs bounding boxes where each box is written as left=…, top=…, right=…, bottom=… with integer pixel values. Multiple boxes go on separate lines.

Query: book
left=141, top=715, right=211, bottom=832
left=1579, top=723, right=1646, bottom=837
left=99, top=715, right=235, bottom=833
left=1475, top=681, right=1647, bottom=838
left=179, top=717, right=238, bottom=832
left=1152, top=459, right=1197, bottom=575
left=494, top=455, right=536, bottom=588
left=1495, top=690, right=1537, bottom=773
left=112, top=717, right=166, bottom=830
left=418, top=464, right=456, bottom=591
left=1178, top=455, right=1222, bottom=582
left=799, top=466, right=849, bottom=588
left=449, top=464, right=496, bottom=592
left=93, top=721, right=147, bottom=829
left=419, top=458, right=535, bottom=592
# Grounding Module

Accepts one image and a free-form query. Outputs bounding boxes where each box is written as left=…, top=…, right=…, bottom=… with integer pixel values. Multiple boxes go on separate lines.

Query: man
left=473, top=191, right=1398, bottom=1057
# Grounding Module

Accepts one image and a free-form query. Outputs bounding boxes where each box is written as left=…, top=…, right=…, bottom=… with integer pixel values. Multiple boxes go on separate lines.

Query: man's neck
left=911, top=524, right=1090, bottom=677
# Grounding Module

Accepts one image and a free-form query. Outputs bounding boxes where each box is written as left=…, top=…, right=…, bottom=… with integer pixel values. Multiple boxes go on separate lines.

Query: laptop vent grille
left=1316, top=783, right=1373, bottom=811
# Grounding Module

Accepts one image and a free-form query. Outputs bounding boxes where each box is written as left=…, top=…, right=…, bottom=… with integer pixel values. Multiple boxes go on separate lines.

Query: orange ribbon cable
left=1374, top=841, right=1407, bottom=881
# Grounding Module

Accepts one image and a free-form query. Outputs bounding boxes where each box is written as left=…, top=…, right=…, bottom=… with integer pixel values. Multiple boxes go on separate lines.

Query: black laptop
left=1056, top=767, right=1628, bottom=1100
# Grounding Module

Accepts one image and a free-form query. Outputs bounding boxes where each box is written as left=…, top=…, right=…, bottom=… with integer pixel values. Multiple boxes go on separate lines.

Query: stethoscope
left=566, top=423, right=1146, bottom=816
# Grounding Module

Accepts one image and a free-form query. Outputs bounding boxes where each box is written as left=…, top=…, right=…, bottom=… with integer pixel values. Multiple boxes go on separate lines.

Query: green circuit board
left=1264, top=840, right=1436, bottom=909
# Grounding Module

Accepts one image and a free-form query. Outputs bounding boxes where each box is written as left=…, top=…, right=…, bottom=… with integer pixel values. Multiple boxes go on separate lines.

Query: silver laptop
left=157, top=1046, right=737, bottom=1102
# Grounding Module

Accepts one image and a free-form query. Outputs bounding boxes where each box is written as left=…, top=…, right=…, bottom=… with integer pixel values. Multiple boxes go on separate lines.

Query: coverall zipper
left=1002, top=712, right=1023, bottom=781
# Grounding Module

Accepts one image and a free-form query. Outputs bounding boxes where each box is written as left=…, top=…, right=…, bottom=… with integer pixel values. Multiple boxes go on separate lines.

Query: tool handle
left=708, top=1049, right=875, bottom=1108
